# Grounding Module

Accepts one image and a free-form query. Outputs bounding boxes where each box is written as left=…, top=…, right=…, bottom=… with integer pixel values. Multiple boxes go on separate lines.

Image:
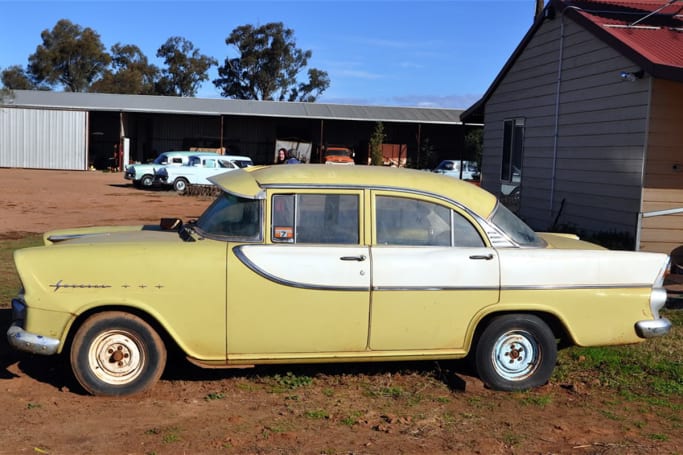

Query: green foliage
left=271, top=371, right=313, bottom=391
left=554, top=316, right=683, bottom=401
left=518, top=393, right=552, bottom=408
left=304, top=409, right=329, bottom=419
left=27, top=19, right=110, bottom=92
left=413, top=136, right=437, bottom=170
left=204, top=392, right=225, bottom=401
left=341, top=411, right=363, bottom=426
left=90, top=43, right=159, bottom=95
left=155, top=37, right=217, bottom=97
left=464, top=128, right=483, bottom=167
left=369, top=122, right=385, bottom=166
left=214, top=22, right=329, bottom=101
left=1, top=65, right=35, bottom=90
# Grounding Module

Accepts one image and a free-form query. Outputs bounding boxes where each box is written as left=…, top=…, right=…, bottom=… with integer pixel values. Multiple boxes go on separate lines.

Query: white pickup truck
left=154, top=153, right=253, bottom=193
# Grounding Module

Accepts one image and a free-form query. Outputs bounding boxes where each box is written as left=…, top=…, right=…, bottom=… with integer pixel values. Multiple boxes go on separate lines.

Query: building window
left=501, top=118, right=524, bottom=198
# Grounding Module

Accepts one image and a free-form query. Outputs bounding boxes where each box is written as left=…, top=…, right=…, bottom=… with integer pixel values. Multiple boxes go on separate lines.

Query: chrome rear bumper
left=635, top=318, right=672, bottom=338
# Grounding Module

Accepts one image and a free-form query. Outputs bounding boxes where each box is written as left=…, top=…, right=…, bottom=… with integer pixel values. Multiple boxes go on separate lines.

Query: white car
left=433, top=160, right=480, bottom=181
left=124, top=151, right=201, bottom=188
left=155, top=154, right=254, bottom=193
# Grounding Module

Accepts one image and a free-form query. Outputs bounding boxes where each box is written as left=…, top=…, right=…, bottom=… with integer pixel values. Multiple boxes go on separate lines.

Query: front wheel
left=140, top=174, right=154, bottom=188
left=70, top=311, right=167, bottom=396
left=474, top=314, right=557, bottom=391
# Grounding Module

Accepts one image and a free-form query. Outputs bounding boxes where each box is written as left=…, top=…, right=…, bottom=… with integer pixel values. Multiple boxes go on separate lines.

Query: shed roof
left=461, top=0, right=683, bottom=123
left=2, top=90, right=465, bottom=125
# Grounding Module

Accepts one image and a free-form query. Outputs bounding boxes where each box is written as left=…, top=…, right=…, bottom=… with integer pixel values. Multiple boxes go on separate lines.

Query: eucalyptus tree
left=27, top=19, right=110, bottom=92
left=214, top=22, right=329, bottom=102
left=155, top=36, right=217, bottom=97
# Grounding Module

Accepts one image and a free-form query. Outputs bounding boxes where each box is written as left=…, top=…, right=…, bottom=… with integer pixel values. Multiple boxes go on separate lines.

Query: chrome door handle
left=340, top=255, right=367, bottom=261
left=469, top=254, right=494, bottom=260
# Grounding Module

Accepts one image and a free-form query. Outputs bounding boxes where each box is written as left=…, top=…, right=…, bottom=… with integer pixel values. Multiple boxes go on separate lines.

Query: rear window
left=489, top=203, right=545, bottom=247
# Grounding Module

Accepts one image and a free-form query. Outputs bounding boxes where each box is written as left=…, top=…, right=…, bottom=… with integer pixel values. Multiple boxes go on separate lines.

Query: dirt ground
left=0, top=168, right=681, bottom=455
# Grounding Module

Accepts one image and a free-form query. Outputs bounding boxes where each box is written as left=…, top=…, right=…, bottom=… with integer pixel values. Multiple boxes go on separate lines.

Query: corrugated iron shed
left=3, top=90, right=465, bottom=125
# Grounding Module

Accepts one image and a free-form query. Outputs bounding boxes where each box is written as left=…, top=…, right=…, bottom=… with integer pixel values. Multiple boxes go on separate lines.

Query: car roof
left=161, top=151, right=206, bottom=156
left=209, top=164, right=497, bottom=218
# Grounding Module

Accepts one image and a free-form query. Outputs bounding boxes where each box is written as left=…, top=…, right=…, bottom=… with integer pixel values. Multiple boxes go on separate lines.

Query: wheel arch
left=468, top=310, right=573, bottom=355
left=62, top=304, right=180, bottom=358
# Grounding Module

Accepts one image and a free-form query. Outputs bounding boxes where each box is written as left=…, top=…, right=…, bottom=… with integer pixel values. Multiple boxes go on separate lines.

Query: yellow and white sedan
left=8, top=165, right=672, bottom=396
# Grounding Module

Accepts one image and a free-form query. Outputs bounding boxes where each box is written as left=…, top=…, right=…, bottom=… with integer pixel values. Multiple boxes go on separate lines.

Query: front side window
left=271, top=193, right=359, bottom=244
left=195, top=193, right=261, bottom=239
left=375, top=196, right=483, bottom=247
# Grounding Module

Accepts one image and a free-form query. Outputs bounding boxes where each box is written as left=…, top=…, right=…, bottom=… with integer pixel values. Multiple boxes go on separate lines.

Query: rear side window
left=375, top=195, right=483, bottom=247
left=272, top=194, right=359, bottom=244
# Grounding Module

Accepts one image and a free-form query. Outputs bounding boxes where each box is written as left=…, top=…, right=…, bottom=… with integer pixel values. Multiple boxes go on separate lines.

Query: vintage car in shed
left=7, top=165, right=672, bottom=396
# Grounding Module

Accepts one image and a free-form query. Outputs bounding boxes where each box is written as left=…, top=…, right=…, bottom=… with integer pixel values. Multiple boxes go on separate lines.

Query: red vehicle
left=323, top=146, right=355, bottom=165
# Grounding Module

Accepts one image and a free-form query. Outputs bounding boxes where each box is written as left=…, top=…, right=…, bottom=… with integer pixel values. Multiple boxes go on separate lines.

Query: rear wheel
left=70, top=311, right=167, bottom=396
left=474, top=314, right=556, bottom=391
left=173, top=178, right=189, bottom=194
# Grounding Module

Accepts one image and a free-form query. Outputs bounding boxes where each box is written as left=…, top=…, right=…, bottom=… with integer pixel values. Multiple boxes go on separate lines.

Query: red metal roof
left=568, top=0, right=683, bottom=69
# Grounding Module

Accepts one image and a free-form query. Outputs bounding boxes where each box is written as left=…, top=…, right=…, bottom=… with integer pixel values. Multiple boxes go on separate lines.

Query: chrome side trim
left=7, top=323, right=60, bottom=355
left=501, top=283, right=652, bottom=291
left=373, top=286, right=499, bottom=292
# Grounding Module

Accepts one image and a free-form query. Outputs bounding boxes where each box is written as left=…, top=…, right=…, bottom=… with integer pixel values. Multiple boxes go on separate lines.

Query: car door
left=369, top=192, right=500, bottom=351
left=226, top=190, right=371, bottom=357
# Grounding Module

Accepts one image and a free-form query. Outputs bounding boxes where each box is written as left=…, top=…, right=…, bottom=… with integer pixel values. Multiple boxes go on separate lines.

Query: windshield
left=489, top=203, right=545, bottom=247
left=195, top=193, right=261, bottom=239
left=326, top=149, right=351, bottom=157
left=233, top=160, right=253, bottom=168
left=153, top=155, right=168, bottom=164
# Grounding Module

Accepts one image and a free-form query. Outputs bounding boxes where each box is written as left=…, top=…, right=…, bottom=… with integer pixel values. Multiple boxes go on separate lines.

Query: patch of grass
left=365, top=385, right=404, bottom=399
left=26, top=402, right=42, bottom=410
left=0, top=235, right=41, bottom=306
left=518, top=393, right=552, bottom=408
left=304, top=409, right=329, bottom=420
left=501, top=430, right=523, bottom=447
left=269, top=371, right=313, bottom=392
left=341, top=411, right=363, bottom=427
left=648, top=433, right=669, bottom=441
left=204, top=392, right=225, bottom=401
left=322, top=388, right=334, bottom=397
left=600, top=409, right=622, bottom=421
left=554, top=310, right=682, bottom=404
left=144, top=426, right=181, bottom=443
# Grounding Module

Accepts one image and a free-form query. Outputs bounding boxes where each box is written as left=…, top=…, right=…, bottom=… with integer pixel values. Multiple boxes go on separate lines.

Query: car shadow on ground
left=1, top=307, right=471, bottom=395
left=0, top=308, right=74, bottom=387
left=162, top=351, right=472, bottom=394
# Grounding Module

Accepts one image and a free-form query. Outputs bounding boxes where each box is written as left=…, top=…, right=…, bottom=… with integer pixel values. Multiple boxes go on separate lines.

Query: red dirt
left=0, top=168, right=680, bottom=455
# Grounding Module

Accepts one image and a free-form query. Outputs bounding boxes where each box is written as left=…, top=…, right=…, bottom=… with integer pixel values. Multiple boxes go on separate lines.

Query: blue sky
left=0, top=0, right=538, bottom=109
